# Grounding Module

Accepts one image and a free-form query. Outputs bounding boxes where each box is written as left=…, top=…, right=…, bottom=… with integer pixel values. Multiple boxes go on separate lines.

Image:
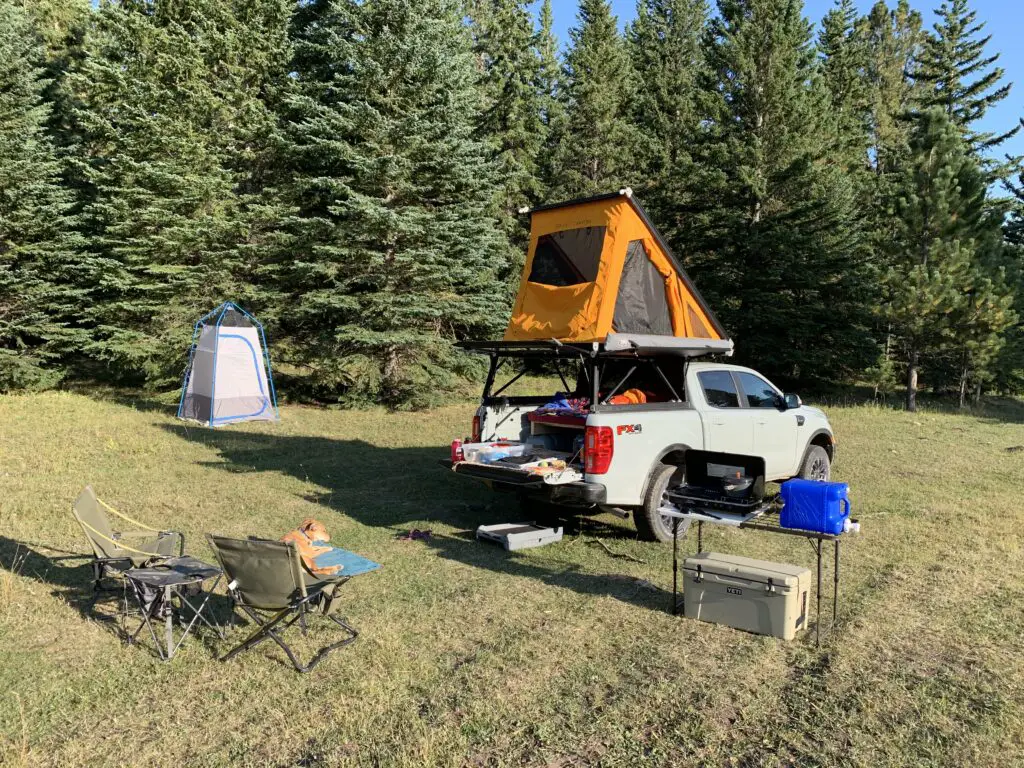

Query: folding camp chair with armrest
left=72, top=486, right=184, bottom=594
left=207, top=534, right=379, bottom=673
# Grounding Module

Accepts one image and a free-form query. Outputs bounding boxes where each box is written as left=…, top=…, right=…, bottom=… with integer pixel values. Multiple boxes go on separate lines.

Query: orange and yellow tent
left=504, top=189, right=728, bottom=346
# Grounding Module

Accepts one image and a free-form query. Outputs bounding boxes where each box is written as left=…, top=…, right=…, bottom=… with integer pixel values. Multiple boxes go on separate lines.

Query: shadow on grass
left=157, top=424, right=677, bottom=614
left=0, top=535, right=235, bottom=659
left=423, top=529, right=675, bottom=614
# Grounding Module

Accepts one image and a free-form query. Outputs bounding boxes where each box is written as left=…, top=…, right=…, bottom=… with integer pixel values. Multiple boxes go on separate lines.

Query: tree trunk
left=958, top=364, right=968, bottom=409
left=906, top=347, right=919, bottom=412
left=974, top=380, right=982, bottom=405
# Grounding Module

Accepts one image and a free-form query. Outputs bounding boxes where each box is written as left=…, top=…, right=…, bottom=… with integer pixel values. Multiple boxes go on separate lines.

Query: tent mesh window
left=687, top=306, right=711, bottom=338
left=528, top=226, right=606, bottom=287
left=612, top=240, right=673, bottom=335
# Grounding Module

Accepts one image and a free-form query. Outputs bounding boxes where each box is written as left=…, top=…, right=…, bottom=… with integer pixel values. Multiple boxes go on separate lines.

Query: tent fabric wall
left=177, top=303, right=279, bottom=428
left=504, top=192, right=727, bottom=344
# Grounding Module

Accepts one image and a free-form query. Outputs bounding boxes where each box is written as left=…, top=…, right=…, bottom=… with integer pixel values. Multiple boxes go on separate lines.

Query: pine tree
left=818, top=0, right=871, bottom=172
left=917, top=0, right=1018, bottom=158
left=0, top=0, right=82, bottom=390
left=883, top=108, right=998, bottom=410
left=686, top=0, right=876, bottom=386
left=72, top=0, right=292, bottom=387
left=550, top=0, right=639, bottom=198
left=535, top=0, right=566, bottom=199
left=627, top=0, right=708, bottom=238
left=278, top=0, right=506, bottom=407
left=467, top=0, right=545, bottom=282
left=862, top=0, right=925, bottom=175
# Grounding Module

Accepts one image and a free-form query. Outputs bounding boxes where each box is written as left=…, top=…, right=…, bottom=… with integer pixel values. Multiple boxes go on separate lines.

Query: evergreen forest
left=2, top=0, right=1023, bottom=411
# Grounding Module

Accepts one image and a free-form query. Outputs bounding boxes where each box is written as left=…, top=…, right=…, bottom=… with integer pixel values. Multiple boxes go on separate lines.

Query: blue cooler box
left=779, top=479, right=851, bottom=535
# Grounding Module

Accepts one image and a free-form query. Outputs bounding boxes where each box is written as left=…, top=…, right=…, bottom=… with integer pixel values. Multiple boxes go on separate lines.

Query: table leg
left=833, top=539, right=840, bottom=633
left=672, top=517, right=679, bottom=615
left=815, top=540, right=822, bottom=648
left=165, top=585, right=174, bottom=661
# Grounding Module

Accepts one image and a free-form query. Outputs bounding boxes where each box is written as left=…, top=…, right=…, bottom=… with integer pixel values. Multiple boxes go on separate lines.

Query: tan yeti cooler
left=683, top=552, right=811, bottom=640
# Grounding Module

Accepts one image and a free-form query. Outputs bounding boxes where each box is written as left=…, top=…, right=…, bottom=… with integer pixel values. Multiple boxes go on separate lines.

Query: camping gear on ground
left=682, top=552, right=811, bottom=641
left=396, top=529, right=432, bottom=541
left=779, top=479, right=853, bottom=534
left=177, top=301, right=279, bottom=428
left=476, top=523, right=564, bottom=551
left=504, top=188, right=732, bottom=355
left=122, top=556, right=225, bottom=661
left=281, top=518, right=342, bottom=577
left=208, top=534, right=379, bottom=673
left=72, top=486, right=184, bottom=596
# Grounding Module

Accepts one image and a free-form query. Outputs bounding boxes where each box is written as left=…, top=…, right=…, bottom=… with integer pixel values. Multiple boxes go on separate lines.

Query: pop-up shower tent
left=504, top=188, right=732, bottom=355
left=177, top=302, right=279, bottom=427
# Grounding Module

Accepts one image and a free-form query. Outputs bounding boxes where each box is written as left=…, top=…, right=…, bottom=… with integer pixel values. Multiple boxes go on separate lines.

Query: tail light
left=585, top=426, right=614, bottom=474
left=471, top=414, right=481, bottom=443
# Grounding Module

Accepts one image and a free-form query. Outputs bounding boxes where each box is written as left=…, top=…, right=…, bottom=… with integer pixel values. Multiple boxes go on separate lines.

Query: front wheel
left=634, top=464, right=691, bottom=543
left=798, top=445, right=831, bottom=481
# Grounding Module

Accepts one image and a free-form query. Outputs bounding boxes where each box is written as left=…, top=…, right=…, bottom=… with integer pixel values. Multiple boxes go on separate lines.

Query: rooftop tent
left=504, top=189, right=732, bottom=353
left=177, top=302, right=279, bottom=427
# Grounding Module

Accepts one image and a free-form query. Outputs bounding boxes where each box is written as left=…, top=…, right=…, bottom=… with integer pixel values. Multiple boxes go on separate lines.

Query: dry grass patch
left=1, top=392, right=1023, bottom=766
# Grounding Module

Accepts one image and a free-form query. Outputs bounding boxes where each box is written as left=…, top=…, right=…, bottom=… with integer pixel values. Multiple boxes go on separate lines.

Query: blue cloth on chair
left=310, top=542, right=381, bottom=576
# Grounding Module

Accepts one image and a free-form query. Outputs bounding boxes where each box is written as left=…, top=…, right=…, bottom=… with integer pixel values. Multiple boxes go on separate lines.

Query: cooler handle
left=842, top=498, right=852, bottom=517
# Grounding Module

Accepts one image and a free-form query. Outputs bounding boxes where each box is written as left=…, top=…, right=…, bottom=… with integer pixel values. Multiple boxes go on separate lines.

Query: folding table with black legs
left=123, top=557, right=225, bottom=661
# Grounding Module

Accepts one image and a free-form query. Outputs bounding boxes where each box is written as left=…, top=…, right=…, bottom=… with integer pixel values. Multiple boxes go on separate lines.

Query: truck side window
left=698, top=371, right=739, bottom=408
left=735, top=372, right=780, bottom=408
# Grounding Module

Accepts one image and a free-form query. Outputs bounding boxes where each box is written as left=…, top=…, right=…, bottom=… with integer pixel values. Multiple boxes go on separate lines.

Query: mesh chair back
left=73, top=486, right=118, bottom=559
left=207, top=535, right=306, bottom=611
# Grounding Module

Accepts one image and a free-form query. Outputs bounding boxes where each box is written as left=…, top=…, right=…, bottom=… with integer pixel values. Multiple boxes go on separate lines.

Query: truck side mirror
left=784, top=393, right=802, bottom=410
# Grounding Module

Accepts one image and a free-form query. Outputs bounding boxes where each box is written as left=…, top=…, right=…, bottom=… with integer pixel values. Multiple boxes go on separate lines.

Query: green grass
left=1, top=392, right=1023, bottom=767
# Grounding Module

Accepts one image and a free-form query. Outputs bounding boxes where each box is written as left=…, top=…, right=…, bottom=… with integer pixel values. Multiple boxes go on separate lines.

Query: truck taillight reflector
left=472, top=415, right=481, bottom=442
left=585, top=426, right=614, bottom=474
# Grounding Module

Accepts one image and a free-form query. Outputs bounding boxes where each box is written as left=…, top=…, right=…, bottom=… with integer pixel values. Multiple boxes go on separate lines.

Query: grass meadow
left=1, top=391, right=1023, bottom=766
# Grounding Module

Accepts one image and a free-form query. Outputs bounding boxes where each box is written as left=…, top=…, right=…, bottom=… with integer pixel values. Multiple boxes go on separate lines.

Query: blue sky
left=545, top=0, right=1024, bottom=164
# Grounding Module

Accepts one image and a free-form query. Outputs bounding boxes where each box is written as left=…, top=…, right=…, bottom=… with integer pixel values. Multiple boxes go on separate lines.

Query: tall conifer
left=550, top=0, right=639, bottom=198
left=687, top=0, right=876, bottom=385
left=627, top=0, right=708, bottom=237
left=0, top=0, right=82, bottom=389
left=279, top=0, right=505, bottom=406
left=917, top=0, right=1018, bottom=158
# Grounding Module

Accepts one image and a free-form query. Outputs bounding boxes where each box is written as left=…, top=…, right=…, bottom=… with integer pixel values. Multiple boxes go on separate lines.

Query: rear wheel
left=798, top=445, right=831, bottom=481
left=634, top=464, right=691, bottom=543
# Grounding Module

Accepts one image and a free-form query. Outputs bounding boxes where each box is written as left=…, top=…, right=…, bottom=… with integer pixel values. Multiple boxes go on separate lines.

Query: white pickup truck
left=447, top=344, right=835, bottom=542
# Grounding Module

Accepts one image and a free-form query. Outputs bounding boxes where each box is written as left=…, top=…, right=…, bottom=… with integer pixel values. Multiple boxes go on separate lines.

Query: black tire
left=798, top=445, right=831, bottom=481
left=634, top=464, right=691, bottom=543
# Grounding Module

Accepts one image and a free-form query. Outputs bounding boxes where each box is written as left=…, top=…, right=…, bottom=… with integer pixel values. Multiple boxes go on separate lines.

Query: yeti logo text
left=616, top=424, right=642, bottom=436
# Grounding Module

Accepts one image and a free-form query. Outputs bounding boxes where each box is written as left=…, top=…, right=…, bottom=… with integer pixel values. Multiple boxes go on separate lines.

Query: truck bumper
left=439, top=460, right=606, bottom=505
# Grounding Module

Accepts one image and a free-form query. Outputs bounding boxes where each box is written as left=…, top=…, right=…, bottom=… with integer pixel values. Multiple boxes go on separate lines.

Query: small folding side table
left=123, top=556, right=225, bottom=661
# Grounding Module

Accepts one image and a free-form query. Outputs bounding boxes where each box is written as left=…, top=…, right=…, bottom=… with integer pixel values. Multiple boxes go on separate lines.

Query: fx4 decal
left=616, top=424, right=642, bottom=436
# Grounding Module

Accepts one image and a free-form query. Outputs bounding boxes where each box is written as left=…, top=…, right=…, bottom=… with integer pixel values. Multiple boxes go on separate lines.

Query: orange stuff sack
left=607, top=388, right=648, bottom=406
left=281, top=518, right=342, bottom=577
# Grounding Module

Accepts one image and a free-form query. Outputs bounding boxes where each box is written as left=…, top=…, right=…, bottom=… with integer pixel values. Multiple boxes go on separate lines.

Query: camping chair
left=72, top=486, right=184, bottom=594
left=207, top=534, right=377, bottom=673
